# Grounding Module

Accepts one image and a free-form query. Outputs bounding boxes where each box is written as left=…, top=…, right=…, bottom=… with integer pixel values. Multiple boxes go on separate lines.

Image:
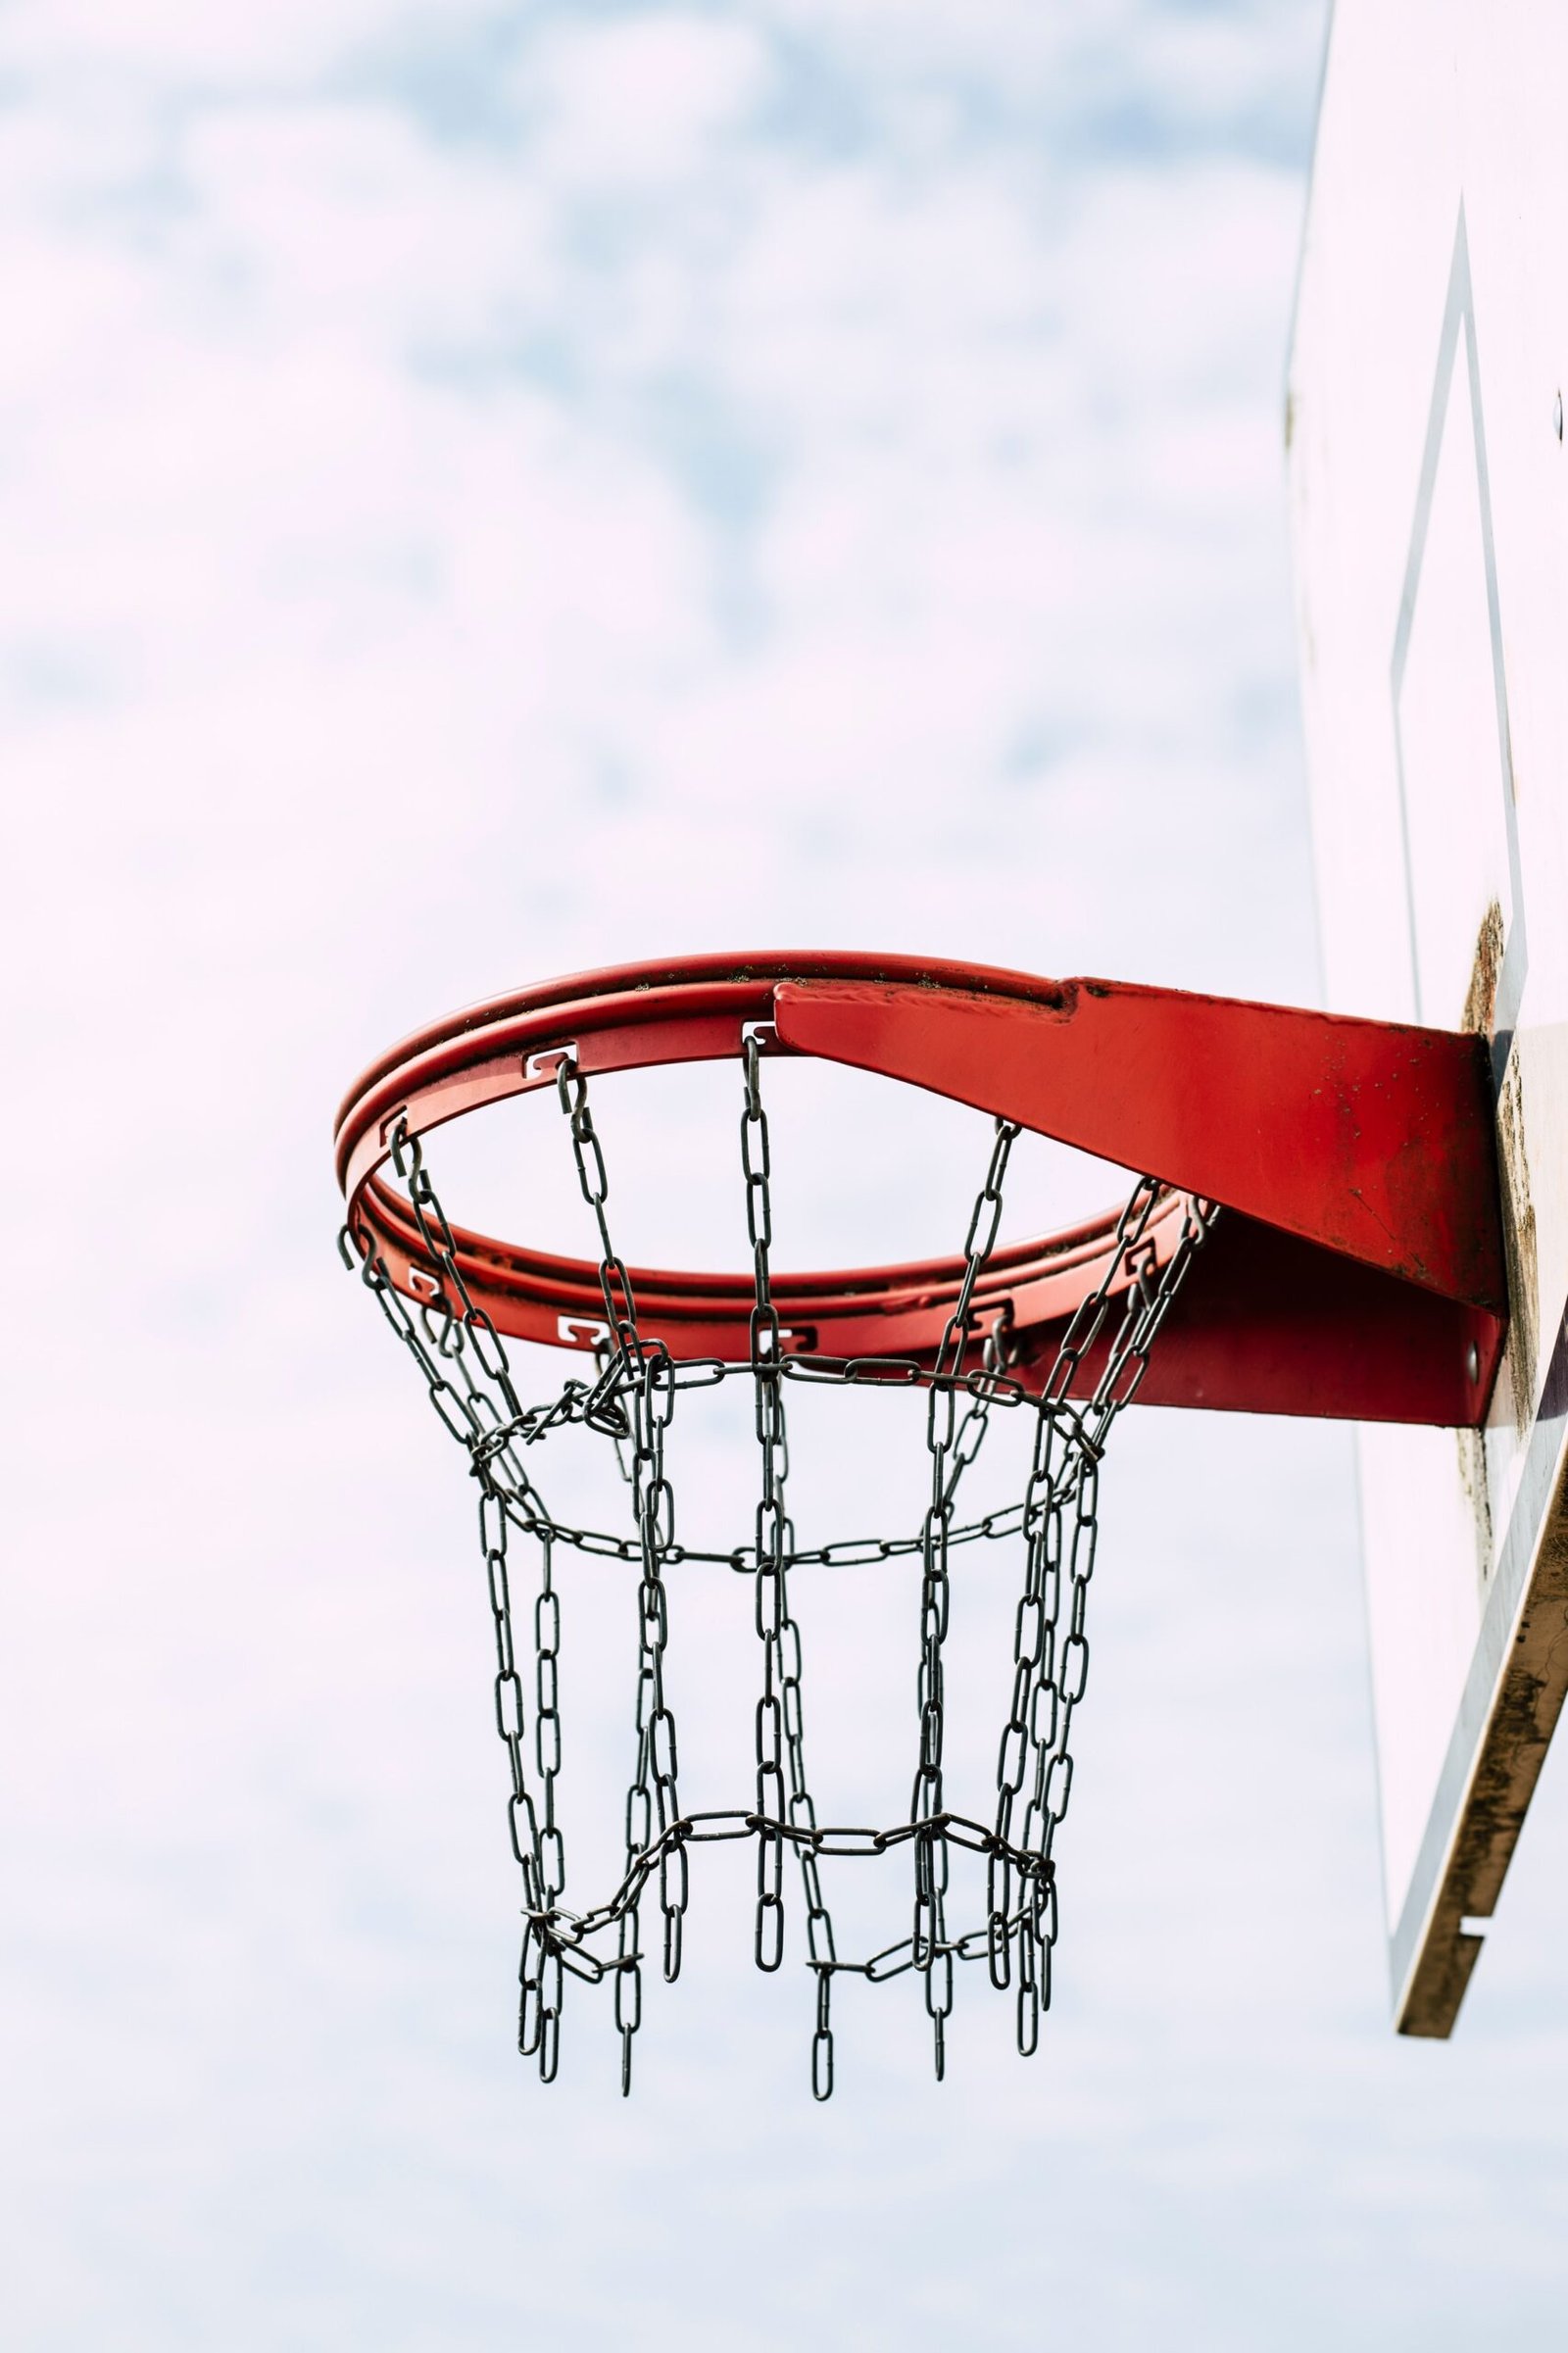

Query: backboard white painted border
left=1390, top=206, right=1527, bottom=1079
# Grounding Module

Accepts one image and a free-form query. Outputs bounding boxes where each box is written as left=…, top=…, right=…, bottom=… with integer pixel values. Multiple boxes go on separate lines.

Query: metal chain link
left=338, top=1118, right=571, bottom=2079
left=342, top=1073, right=1216, bottom=2096
left=554, top=1053, right=684, bottom=2097
left=998, top=1183, right=1218, bottom=2055
left=913, top=1115, right=1019, bottom=2080
left=741, top=1028, right=838, bottom=2098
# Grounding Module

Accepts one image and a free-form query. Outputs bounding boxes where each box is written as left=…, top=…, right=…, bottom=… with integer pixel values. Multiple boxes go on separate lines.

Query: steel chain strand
left=1010, top=1197, right=1165, bottom=2041
left=912, top=1114, right=1019, bottom=2083
left=555, top=1053, right=640, bottom=1371
left=427, top=1296, right=573, bottom=1557
left=534, top=1527, right=566, bottom=1921
left=1011, top=1194, right=1143, bottom=2031
left=338, top=1211, right=486, bottom=1450
left=1003, top=1187, right=1217, bottom=2051
left=386, top=1117, right=529, bottom=1427
left=474, top=1349, right=1043, bottom=1574
left=480, top=1487, right=566, bottom=2082
left=554, top=1053, right=684, bottom=2095
left=470, top=1479, right=1042, bottom=1578
left=337, top=1157, right=570, bottom=2077
left=740, top=1030, right=840, bottom=2097
left=520, top=1806, right=1049, bottom=1962
left=1033, top=1197, right=1216, bottom=1884
left=338, top=1144, right=557, bottom=1554
left=940, top=1300, right=1016, bottom=1514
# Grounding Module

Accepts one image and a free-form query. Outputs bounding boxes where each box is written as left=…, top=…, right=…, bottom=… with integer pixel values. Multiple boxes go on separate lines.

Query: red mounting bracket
left=334, top=954, right=1507, bottom=1427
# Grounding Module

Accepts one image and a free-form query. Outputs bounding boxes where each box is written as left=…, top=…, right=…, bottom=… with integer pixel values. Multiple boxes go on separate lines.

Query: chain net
left=340, top=1038, right=1215, bottom=2097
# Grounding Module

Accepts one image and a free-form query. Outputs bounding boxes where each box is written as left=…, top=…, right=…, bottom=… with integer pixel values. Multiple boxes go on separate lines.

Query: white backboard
left=1289, top=1, right=1568, bottom=2032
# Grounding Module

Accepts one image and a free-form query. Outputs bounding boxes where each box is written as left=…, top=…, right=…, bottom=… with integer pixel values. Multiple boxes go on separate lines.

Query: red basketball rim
left=332, top=952, right=1182, bottom=1371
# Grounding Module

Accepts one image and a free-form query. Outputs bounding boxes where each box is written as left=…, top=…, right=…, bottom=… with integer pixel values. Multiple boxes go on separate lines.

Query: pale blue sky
left=6, top=4, right=1568, bottom=2347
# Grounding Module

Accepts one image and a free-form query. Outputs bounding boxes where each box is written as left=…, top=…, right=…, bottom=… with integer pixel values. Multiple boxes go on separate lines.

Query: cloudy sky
left=7, top=2, right=1568, bottom=2346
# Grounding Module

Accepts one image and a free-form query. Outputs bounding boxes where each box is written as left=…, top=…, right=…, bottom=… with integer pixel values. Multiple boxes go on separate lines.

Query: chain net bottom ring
left=339, top=1043, right=1214, bottom=2097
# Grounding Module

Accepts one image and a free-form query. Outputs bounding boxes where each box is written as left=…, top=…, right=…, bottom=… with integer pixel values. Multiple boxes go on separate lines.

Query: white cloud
left=0, top=0, right=489, bottom=86
left=519, top=14, right=774, bottom=186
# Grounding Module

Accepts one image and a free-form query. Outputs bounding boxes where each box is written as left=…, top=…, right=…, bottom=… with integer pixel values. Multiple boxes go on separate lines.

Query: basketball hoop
left=334, top=953, right=1506, bottom=2093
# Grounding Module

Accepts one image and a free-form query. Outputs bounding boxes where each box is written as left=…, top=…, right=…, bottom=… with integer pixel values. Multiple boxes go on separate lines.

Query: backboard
left=1289, top=3, right=1568, bottom=2033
